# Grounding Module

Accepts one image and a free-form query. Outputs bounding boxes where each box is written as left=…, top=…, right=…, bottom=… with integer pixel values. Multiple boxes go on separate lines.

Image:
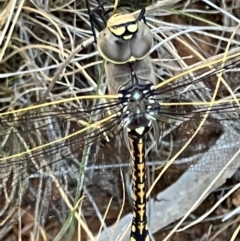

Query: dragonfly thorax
left=118, top=71, right=160, bottom=137
left=122, top=91, right=159, bottom=131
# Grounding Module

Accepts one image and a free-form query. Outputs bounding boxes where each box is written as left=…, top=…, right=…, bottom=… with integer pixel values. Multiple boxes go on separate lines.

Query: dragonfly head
left=97, top=8, right=152, bottom=64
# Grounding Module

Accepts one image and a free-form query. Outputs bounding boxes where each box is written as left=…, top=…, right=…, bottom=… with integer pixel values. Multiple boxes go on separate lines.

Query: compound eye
left=112, top=25, right=125, bottom=36
left=127, top=23, right=138, bottom=33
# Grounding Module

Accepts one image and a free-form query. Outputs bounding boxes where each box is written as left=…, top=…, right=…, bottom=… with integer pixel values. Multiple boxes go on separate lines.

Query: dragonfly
left=0, top=0, right=240, bottom=240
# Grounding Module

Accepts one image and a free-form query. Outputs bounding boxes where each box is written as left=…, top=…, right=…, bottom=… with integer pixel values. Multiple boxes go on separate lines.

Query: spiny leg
left=84, top=0, right=109, bottom=42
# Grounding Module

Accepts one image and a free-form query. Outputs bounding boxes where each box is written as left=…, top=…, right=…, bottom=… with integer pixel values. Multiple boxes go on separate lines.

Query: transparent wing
left=0, top=98, right=128, bottom=229
left=151, top=55, right=240, bottom=172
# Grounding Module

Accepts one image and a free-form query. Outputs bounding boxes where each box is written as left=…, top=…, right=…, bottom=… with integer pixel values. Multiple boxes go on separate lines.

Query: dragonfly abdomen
left=128, top=128, right=151, bottom=241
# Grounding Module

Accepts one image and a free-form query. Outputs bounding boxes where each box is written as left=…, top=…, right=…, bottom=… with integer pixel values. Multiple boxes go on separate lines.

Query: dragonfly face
left=107, top=13, right=138, bottom=39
